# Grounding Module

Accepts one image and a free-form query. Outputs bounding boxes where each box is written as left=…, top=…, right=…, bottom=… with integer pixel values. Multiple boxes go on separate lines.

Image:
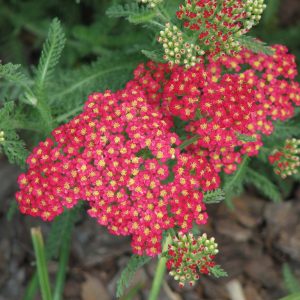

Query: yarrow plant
left=0, top=1, right=299, bottom=299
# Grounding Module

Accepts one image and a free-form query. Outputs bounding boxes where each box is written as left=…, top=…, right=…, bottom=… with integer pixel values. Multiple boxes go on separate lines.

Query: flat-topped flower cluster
left=16, top=86, right=208, bottom=256
left=16, top=44, right=300, bottom=257
left=132, top=45, right=300, bottom=174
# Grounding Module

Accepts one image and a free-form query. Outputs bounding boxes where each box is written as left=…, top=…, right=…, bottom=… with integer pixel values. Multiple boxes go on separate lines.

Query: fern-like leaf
left=245, top=168, right=281, bottom=203
left=237, top=133, right=257, bottom=142
left=283, top=264, right=300, bottom=294
left=107, top=3, right=143, bottom=18
left=223, top=156, right=250, bottom=208
left=209, top=265, right=228, bottom=278
left=35, top=18, right=65, bottom=99
left=238, top=36, right=275, bottom=55
left=51, top=54, right=142, bottom=117
left=0, top=102, right=28, bottom=167
left=203, top=189, right=225, bottom=204
left=107, top=3, right=156, bottom=24
left=2, top=138, right=28, bottom=168
left=116, top=255, right=151, bottom=298
left=141, top=49, right=165, bottom=62
left=0, top=63, right=31, bottom=89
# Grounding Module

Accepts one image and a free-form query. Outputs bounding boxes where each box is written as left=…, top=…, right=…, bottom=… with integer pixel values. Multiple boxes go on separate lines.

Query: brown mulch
left=0, top=158, right=300, bottom=300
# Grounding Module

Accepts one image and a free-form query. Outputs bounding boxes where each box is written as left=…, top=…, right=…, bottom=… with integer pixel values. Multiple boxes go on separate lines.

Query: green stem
left=12, top=120, right=44, bottom=133
left=31, top=227, right=53, bottom=300
left=148, top=235, right=172, bottom=300
left=53, top=219, right=73, bottom=300
left=179, top=134, right=200, bottom=150
left=36, top=100, right=54, bottom=134
left=55, top=105, right=83, bottom=123
left=23, top=273, right=38, bottom=300
left=149, top=20, right=165, bottom=29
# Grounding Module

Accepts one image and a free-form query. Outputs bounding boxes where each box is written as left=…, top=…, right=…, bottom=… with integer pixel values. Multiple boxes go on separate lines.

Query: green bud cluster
left=158, top=23, right=204, bottom=68
left=138, top=0, right=163, bottom=8
left=0, top=131, right=5, bottom=143
left=245, top=0, right=267, bottom=29
left=165, top=232, right=219, bottom=288
left=175, top=0, right=266, bottom=59
left=270, top=138, right=300, bottom=178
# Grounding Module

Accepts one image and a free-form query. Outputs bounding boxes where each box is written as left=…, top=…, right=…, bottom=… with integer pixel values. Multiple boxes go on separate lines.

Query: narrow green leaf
left=31, top=228, right=53, bottom=300
left=7, top=200, right=18, bottom=221
left=128, top=10, right=156, bottom=24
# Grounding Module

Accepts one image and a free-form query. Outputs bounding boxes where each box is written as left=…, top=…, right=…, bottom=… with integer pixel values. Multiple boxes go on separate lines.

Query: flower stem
left=53, top=216, right=73, bottom=300
left=148, top=234, right=172, bottom=300
left=31, top=227, right=52, bottom=300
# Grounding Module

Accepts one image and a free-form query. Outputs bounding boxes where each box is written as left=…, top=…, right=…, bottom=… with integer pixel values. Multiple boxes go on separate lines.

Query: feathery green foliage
left=223, top=157, right=250, bottom=208
left=245, top=168, right=282, bottom=203
left=0, top=63, right=31, bottom=90
left=238, top=36, right=275, bottom=55
left=237, top=133, right=257, bottom=142
left=209, top=265, right=228, bottom=278
left=0, top=102, right=28, bottom=167
left=203, top=189, right=225, bottom=204
left=51, top=54, right=141, bottom=113
left=116, top=255, right=151, bottom=298
left=107, top=3, right=153, bottom=21
left=141, top=49, right=165, bottom=62
left=34, top=18, right=65, bottom=100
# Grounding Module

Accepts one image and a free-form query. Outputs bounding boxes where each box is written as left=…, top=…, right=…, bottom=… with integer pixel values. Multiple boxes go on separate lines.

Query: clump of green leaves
left=280, top=264, right=300, bottom=300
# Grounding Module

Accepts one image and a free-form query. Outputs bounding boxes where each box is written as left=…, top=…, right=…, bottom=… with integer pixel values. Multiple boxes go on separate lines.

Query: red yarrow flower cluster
left=131, top=45, right=300, bottom=174
left=16, top=43, right=300, bottom=257
left=16, top=86, right=209, bottom=256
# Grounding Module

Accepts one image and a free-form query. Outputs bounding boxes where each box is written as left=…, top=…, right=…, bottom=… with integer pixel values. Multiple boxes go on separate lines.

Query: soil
left=0, top=158, right=300, bottom=300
